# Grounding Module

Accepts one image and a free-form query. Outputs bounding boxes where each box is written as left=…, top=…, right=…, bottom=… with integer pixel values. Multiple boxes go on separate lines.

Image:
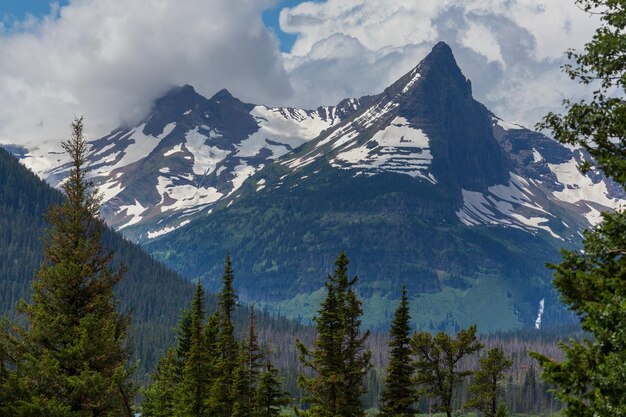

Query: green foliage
left=532, top=1, right=626, bottom=416
left=0, top=118, right=135, bottom=416
left=532, top=211, right=626, bottom=417
left=537, top=0, right=626, bottom=186
left=297, top=252, right=371, bottom=417
left=176, top=283, right=215, bottom=417
left=214, top=254, right=240, bottom=417
left=255, top=355, right=290, bottom=417
left=495, top=401, right=509, bottom=417
left=0, top=144, right=200, bottom=381
left=411, top=325, right=483, bottom=417
left=380, top=286, right=418, bottom=417
left=142, top=349, right=178, bottom=417
left=466, top=348, right=512, bottom=417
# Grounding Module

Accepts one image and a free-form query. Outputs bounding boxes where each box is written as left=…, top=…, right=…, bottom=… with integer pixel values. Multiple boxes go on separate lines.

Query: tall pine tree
left=297, top=252, right=371, bottom=417
left=380, top=286, right=418, bottom=417
left=0, top=117, right=135, bottom=417
left=255, top=351, right=290, bottom=417
left=246, top=305, right=264, bottom=406
left=176, top=283, right=214, bottom=417
left=142, top=349, right=178, bottom=417
left=214, top=254, right=239, bottom=417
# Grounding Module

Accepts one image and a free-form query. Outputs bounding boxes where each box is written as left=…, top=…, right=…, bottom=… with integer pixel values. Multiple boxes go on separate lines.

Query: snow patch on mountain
left=332, top=117, right=435, bottom=181
left=184, top=128, right=228, bottom=176
left=147, top=219, right=191, bottom=239
left=492, top=117, right=523, bottom=131
left=156, top=175, right=223, bottom=213
left=117, top=200, right=147, bottom=230
left=113, top=123, right=172, bottom=170
left=548, top=157, right=623, bottom=224
left=456, top=173, right=561, bottom=239
left=284, top=97, right=401, bottom=171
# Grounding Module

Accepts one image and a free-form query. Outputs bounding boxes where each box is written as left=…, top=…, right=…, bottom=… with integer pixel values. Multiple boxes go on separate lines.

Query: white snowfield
left=87, top=103, right=345, bottom=238
left=10, top=70, right=625, bottom=243
left=332, top=117, right=435, bottom=182
left=456, top=144, right=625, bottom=239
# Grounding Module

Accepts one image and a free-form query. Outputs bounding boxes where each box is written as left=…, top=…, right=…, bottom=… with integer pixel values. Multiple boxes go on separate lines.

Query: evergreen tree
left=176, top=283, right=213, bottom=417
left=531, top=2, right=626, bottom=416
left=246, top=305, right=264, bottom=405
left=255, top=352, right=290, bottom=417
left=232, top=344, right=253, bottom=417
left=380, top=286, right=418, bottom=417
left=411, top=325, right=482, bottom=417
left=297, top=252, right=371, bottom=417
left=214, top=254, right=239, bottom=417
left=142, top=349, right=178, bottom=417
left=0, top=117, right=135, bottom=416
left=466, top=348, right=512, bottom=417
left=176, top=307, right=193, bottom=370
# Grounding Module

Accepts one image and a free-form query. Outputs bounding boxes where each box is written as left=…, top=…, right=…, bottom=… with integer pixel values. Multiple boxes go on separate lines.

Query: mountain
left=0, top=146, right=311, bottom=383
left=143, top=42, right=624, bottom=331
left=10, top=42, right=624, bottom=332
left=19, top=85, right=372, bottom=242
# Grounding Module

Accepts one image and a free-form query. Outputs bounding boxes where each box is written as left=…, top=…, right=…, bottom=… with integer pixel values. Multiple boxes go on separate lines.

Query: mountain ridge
left=7, top=41, right=625, bottom=330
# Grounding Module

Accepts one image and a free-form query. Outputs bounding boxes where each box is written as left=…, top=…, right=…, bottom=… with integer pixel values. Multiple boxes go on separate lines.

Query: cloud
left=279, top=0, right=600, bottom=127
left=0, top=0, right=603, bottom=149
left=0, top=0, right=290, bottom=147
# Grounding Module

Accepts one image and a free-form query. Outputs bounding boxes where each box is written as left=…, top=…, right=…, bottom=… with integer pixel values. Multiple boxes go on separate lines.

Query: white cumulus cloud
left=279, top=0, right=600, bottom=127
left=0, top=0, right=290, bottom=147
left=0, top=0, right=603, bottom=151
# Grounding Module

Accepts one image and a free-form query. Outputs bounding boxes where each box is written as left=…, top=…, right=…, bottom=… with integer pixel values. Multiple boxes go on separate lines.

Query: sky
left=0, top=0, right=600, bottom=147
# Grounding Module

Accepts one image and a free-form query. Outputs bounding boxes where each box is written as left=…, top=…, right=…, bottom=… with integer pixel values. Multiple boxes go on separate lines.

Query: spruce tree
left=176, top=307, right=193, bottom=369
left=411, top=325, right=482, bottom=417
left=0, top=117, right=135, bottom=416
left=246, top=305, right=264, bottom=405
left=142, top=349, right=178, bottom=417
left=255, top=352, right=290, bottom=417
left=231, top=343, right=253, bottom=417
left=176, top=283, right=213, bottom=417
left=297, top=252, right=371, bottom=417
left=465, top=348, right=512, bottom=417
left=380, top=286, right=418, bottom=417
left=214, top=254, right=239, bottom=417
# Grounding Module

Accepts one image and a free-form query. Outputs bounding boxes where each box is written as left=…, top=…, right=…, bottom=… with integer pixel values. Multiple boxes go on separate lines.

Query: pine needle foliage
left=411, top=325, right=482, bottom=417
left=296, top=252, right=371, bottom=417
left=532, top=1, right=626, bottom=416
left=466, top=347, right=512, bottom=417
left=380, top=286, right=418, bottom=417
left=0, top=117, right=136, bottom=417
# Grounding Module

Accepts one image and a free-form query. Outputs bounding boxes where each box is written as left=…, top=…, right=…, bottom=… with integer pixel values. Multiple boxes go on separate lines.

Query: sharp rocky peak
left=389, top=41, right=471, bottom=99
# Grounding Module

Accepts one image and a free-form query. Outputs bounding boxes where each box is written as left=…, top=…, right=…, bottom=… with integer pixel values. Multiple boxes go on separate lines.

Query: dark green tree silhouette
left=380, top=286, right=418, bottom=417
left=297, top=252, right=371, bottom=417
left=411, top=325, right=482, bottom=417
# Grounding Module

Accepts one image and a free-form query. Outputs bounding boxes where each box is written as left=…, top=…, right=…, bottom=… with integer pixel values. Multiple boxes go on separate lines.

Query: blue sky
left=0, top=0, right=67, bottom=23
left=1, top=0, right=311, bottom=52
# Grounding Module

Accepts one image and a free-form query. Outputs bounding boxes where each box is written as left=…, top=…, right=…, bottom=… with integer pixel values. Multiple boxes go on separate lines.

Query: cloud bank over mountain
left=0, top=0, right=290, bottom=146
left=280, top=0, right=599, bottom=126
left=0, top=0, right=599, bottom=146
